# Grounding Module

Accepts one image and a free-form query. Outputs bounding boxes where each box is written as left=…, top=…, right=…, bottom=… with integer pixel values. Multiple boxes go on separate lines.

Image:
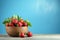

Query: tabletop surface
left=0, top=34, right=60, bottom=40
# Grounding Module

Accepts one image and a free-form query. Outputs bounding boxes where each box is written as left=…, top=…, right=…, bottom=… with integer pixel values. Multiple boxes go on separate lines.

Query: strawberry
left=9, top=23, right=14, bottom=27
left=18, top=22, right=23, bottom=27
left=19, top=33, right=25, bottom=38
left=23, top=22, right=28, bottom=26
left=27, top=32, right=32, bottom=37
left=12, top=19, right=18, bottom=24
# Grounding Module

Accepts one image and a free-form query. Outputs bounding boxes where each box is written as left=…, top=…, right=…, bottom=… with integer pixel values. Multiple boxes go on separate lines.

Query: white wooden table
left=0, top=34, right=60, bottom=40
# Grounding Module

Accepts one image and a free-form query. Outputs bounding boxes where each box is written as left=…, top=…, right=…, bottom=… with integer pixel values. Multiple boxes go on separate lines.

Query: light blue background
left=0, top=0, right=60, bottom=34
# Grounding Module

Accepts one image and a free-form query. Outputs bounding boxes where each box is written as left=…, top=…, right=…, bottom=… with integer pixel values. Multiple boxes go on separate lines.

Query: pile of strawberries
left=3, top=15, right=31, bottom=27
left=6, top=18, right=28, bottom=27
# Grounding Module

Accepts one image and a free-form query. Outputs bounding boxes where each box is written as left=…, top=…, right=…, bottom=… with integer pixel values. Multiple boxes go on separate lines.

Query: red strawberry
left=27, top=32, right=32, bottom=37
left=9, top=23, right=14, bottom=27
left=18, top=22, right=23, bottom=27
left=12, top=19, right=18, bottom=24
left=23, top=22, right=28, bottom=26
left=19, top=33, right=25, bottom=38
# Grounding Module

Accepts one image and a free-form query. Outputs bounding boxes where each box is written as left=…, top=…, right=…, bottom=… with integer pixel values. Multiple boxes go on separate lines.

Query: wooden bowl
left=18, top=27, right=28, bottom=34
left=6, top=26, right=28, bottom=37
